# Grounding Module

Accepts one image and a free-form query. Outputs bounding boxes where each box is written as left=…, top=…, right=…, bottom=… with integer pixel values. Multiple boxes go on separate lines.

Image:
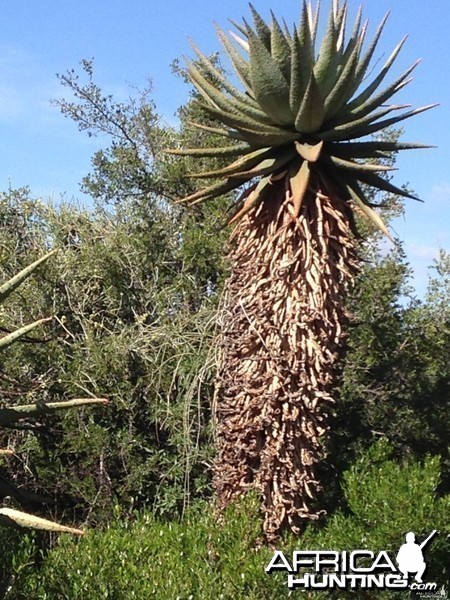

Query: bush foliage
left=3, top=441, right=448, bottom=599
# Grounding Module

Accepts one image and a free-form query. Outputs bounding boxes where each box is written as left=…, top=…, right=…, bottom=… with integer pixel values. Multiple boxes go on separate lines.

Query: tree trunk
left=213, top=175, right=359, bottom=538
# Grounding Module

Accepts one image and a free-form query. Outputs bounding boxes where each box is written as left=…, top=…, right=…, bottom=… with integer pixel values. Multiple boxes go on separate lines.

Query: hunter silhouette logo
left=396, top=530, right=436, bottom=583
left=266, top=529, right=442, bottom=592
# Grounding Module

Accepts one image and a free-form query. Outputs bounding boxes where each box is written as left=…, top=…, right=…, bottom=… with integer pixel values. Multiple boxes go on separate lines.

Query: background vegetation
left=0, top=61, right=448, bottom=597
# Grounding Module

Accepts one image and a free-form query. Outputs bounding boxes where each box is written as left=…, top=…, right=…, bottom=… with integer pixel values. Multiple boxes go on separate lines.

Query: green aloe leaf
left=338, top=61, right=419, bottom=127
left=344, top=12, right=389, bottom=102
left=297, top=3, right=315, bottom=81
left=323, top=35, right=361, bottom=118
left=281, top=17, right=292, bottom=41
left=223, top=148, right=296, bottom=179
left=216, top=25, right=253, bottom=95
left=295, top=72, right=325, bottom=133
left=328, top=141, right=434, bottom=158
left=196, top=101, right=288, bottom=136
left=289, top=25, right=309, bottom=115
left=0, top=317, right=52, bottom=352
left=345, top=34, right=408, bottom=113
left=270, top=11, right=291, bottom=81
left=227, top=18, right=247, bottom=39
left=224, top=126, right=302, bottom=148
left=345, top=178, right=393, bottom=240
left=339, top=104, right=438, bottom=142
left=0, top=249, right=57, bottom=304
left=189, top=146, right=274, bottom=179
left=188, top=40, right=243, bottom=98
left=313, top=3, right=340, bottom=96
left=352, top=169, right=423, bottom=202
left=188, top=41, right=268, bottom=119
left=0, top=398, right=109, bottom=427
left=334, top=12, right=361, bottom=75
left=318, top=104, right=409, bottom=141
left=194, top=147, right=295, bottom=182
left=187, top=61, right=274, bottom=126
left=246, top=24, right=294, bottom=125
left=165, top=143, right=250, bottom=158
left=336, top=6, right=362, bottom=77
left=0, top=507, right=84, bottom=535
left=328, top=155, right=396, bottom=173
left=188, top=121, right=236, bottom=139
left=347, top=5, right=362, bottom=48
left=248, top=4, right=272, bottom=51
left=175, top=177, right=244, bottom=206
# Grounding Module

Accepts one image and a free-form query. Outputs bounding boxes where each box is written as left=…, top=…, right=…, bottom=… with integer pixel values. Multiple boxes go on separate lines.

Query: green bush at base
left=4, top=440, right=448, bottom=600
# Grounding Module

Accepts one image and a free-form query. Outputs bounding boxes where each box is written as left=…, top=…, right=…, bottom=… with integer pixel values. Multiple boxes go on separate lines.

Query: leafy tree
left=0, top=184, right=220, bottom=527
left=166, top=1, right=435, bottom=537
left=321, top=245, right=450, bottom=512
left=1, top=56, right=242, bottom=531
left=424, top=249, right=450, bottom=322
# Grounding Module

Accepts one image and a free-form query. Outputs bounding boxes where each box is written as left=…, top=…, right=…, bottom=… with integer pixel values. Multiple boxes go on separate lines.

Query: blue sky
left=0, top=0, right=449, bottom=297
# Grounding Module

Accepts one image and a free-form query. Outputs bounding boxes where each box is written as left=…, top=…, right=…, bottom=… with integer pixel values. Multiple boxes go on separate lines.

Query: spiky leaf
left=0, top=249, right=58, bottom=303
left=170, top=0, right=434, bottom=236
left=0, top=317, right=52, bottom=351
left=0, top=508, right=84, bottom=535
left=0, top=398, right=109, bottom=427
left=246, top=26, right=294, bottom=125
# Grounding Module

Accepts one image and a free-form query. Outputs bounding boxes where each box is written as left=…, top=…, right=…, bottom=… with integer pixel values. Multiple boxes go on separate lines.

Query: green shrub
left=8, top=441, right=448, bottom=600
left=0, top=189, right=223, bottom=525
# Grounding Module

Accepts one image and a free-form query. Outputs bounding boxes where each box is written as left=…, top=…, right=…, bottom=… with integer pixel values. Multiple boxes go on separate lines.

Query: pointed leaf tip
left=0, top=508, right=84, bottom=535
left=295, top=140, right=324, bottom=162
left=0, top=249, right=58, bottom=304
left=229, top=30, right=249, bottom=52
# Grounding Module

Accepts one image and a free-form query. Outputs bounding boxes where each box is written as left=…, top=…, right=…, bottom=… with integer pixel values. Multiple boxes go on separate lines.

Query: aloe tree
left=169, top=0, right=434, bottom=538
left=0, top=250, right=107, bottom=535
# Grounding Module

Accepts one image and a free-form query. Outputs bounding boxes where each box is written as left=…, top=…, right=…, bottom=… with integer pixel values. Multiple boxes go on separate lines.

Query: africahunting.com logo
left=266, top=529, right=448, bottom=596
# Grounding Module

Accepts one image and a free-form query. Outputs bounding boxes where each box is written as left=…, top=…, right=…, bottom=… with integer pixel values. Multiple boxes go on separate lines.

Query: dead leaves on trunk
left=213, top=172, right=359, bottom=539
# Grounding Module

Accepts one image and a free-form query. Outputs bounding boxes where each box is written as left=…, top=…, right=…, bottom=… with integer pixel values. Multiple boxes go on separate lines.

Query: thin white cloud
left=428, top=182, right=450, bottom=204
left=406, top=242, right=440, bottom=262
